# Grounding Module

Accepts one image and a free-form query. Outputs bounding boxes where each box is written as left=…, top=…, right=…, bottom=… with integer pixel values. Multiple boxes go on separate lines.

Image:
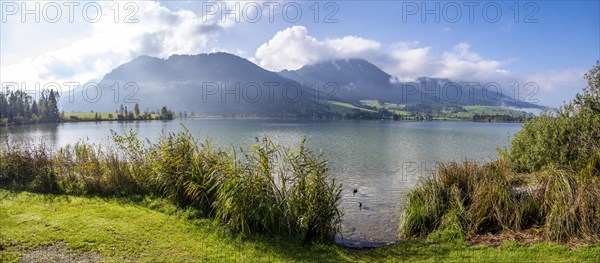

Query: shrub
left=0, top=144, right=57, bottom=193
left=509, top=60, right=600, bottom=173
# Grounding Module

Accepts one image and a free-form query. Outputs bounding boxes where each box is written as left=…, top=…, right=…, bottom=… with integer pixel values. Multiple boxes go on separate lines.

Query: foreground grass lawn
left=1, top=189, right=599, bottom=262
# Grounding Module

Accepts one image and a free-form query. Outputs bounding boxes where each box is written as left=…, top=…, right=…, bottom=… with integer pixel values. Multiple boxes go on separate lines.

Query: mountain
left=280, top=58, right=399, bottom=103
left=61, top=53, right=329, bottom=116
left=280, top=59, right=542, bottom=109
left=60, top=53, right=542, bottom=118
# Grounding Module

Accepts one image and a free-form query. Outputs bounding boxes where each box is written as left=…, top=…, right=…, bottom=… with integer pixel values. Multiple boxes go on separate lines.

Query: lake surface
left=0, top=119, right=522, bottom=245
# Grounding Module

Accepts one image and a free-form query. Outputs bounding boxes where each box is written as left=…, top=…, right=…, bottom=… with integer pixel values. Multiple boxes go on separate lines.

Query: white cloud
left=254, top=26, right=510, bottom=83
left=524, top=69, right=586, bottom=106
left=386, top=42, right=434, bottom=81
left=253, top=26, right=380, bottom=71
left=526, top=70, right=585, bottom=92
left=327, top=36, right=382, bottom=54
left=434, top=42, right=511, bottom=81
left=1, top=1, right=225, bottom=87
left=253, top=26, right=585, bottom=107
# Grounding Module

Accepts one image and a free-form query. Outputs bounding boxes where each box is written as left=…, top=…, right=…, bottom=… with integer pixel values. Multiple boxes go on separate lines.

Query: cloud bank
left=253, top=26, right=586, bottom=107
left=1, top=1, right=225, bottom=86
left=254, top=26, right=380, bottom=71
left=253, top=26, right=510, bottom=82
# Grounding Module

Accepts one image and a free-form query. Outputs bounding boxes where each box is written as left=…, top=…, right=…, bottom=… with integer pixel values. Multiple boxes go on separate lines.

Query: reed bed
left=0, top=130, right=342, bottom=243
left=400, top=156, right=600, bottom=244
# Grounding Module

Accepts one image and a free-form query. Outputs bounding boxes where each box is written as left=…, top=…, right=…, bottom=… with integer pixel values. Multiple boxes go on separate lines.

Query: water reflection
left=1, top=123, right=59, bottom=148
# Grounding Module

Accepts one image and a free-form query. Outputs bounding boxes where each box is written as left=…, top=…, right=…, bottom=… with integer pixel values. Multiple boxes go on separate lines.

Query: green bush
left=0, top=145, right=57, bottom=193
left=509, top=60, right=600, bottom=173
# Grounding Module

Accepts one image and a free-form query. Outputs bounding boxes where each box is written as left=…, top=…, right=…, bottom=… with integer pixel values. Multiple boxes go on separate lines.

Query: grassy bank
left=0, top=130, right=342, bottom=243
left=327, top=99, right=534, bottom=121
left=2, top=189, right=599, bottom=262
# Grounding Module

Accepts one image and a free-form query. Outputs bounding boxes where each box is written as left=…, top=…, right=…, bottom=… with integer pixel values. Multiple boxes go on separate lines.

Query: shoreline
left=0, top=115, right=530, bottom=127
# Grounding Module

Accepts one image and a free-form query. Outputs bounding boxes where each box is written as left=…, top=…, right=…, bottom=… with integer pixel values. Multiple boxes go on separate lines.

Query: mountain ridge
left=61, top=52, right=543, bottom=119
left=281, top=58, right=542, bottom=109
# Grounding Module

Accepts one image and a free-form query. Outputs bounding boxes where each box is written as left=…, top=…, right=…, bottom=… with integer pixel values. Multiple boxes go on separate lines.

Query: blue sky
left=1, top=1, right=599, bottom=107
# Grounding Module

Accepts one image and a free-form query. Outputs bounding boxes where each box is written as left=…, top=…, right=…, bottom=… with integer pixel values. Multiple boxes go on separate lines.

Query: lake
left=0, top=119, right=522, bottom=245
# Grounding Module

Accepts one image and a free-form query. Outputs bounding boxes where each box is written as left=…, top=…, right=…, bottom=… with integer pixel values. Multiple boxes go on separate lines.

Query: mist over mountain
left=280, top=58, right=399, bottom=103
left=280, top=59, right=542, bottom=109
left=60, top=53, right=542, bottom=117
left=61, top=53, right=328, bottom=116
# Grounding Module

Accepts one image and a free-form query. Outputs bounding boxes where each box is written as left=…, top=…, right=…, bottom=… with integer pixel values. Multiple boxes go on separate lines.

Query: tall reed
left=400, top=159, right=600, bottom=243
left=0, top=129, right=342, bottom=243
left=215, top=137, right=342, bottom=243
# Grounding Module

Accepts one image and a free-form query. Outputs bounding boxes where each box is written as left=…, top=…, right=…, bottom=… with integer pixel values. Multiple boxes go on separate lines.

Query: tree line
left=0, top=89, right=60, bottom=125
left=1, top=89, right=174, bottom=126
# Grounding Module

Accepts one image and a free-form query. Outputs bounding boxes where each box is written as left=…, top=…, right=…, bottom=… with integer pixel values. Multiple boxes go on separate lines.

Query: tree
left=0, top=89, right=59, bottom=125
left=46, top=90, right=60, bottom=122
left=133, top=103, right=140, bottom=117
left=0, top=91, right=7, bottom=121
left=160, top=106, right=173, bottom=120
left=576, top=59, right=600, bottom=113
left=31, top=100, right=38, bottom=117
left=134, top=103, right=140, bottom=117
